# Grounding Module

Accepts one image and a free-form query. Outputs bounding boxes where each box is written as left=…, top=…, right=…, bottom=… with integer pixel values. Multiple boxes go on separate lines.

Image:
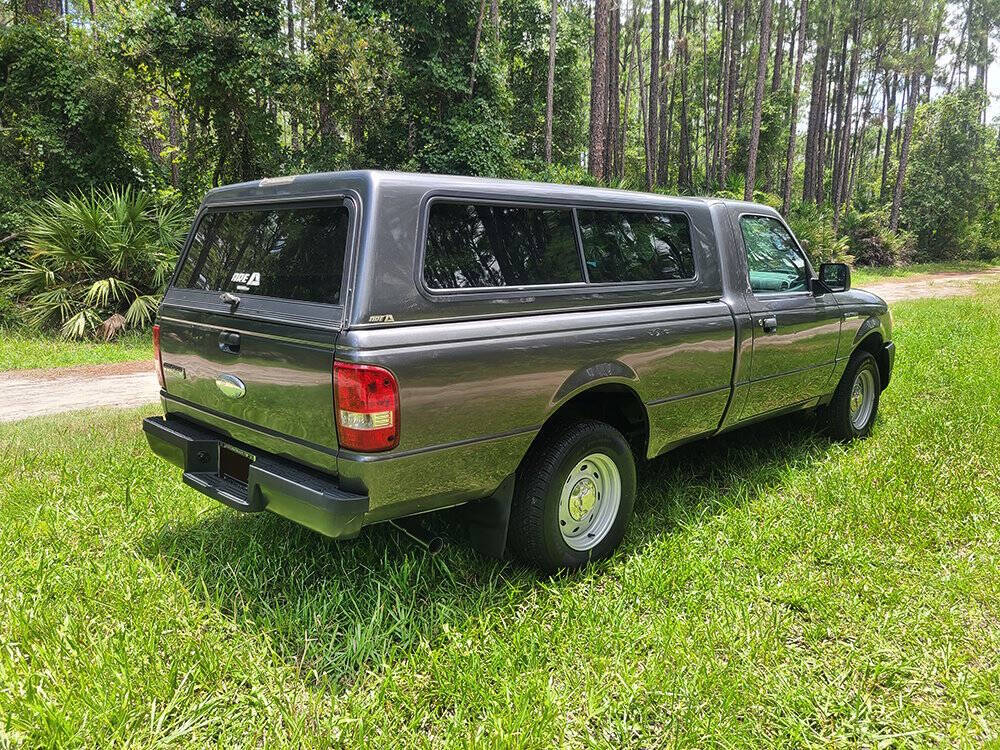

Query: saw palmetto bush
left=9, top=187, right=188, bottom=339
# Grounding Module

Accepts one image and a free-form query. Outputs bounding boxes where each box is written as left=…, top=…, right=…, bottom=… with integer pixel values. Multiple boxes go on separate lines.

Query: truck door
left=735, top=213, right=842, bottom=419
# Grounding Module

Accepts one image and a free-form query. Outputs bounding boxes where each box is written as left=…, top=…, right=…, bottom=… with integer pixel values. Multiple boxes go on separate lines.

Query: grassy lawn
left=0, top=327, right=152, bottom=371
left=2, top=284, right=999, bottom=747
left=852, top=259, right=999, bottom=287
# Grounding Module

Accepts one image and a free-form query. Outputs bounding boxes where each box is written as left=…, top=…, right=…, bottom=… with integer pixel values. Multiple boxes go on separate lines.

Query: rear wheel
left=825, top=350, right=881, bottom=440
left=508, top=420, right=636, bottom=574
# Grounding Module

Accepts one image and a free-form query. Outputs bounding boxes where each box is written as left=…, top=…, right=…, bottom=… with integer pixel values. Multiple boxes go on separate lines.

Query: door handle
left=219, top=331, right=241, bottom=354
left=760, top=316, right=778, bottom=334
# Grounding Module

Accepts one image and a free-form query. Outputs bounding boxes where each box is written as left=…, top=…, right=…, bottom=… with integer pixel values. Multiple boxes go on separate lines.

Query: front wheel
left=508, top=420, right=636, bottom=574
left=825, top=350, right=882, bottom=441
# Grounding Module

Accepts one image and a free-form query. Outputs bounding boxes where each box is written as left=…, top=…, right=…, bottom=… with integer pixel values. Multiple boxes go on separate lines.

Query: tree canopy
left=3, top=0, right=1000, bottom=271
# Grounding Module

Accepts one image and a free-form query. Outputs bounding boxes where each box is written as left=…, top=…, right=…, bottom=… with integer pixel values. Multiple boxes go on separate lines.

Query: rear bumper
left=143, top=416, right=369, bottom=538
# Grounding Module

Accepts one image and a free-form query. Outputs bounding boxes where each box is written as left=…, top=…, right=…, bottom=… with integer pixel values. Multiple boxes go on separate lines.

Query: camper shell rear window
left=176, top=202, right=350, bottom=305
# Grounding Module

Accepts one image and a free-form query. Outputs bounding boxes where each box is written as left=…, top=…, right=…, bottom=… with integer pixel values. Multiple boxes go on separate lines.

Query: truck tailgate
left=156, top=199, right=354, bottom=469
left=157, top=308, right=338, bottom=454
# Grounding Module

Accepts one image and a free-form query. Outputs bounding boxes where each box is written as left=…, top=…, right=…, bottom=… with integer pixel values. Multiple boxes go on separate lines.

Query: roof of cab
left=202, top=169, right=739, bottom=211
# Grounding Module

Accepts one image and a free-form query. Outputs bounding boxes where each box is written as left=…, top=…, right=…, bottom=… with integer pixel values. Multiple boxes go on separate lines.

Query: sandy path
left=859, top=268, right=1000, bottom=302
left=1, top=268, right=997, bottom=424
left=0, top=361, right=159, bottom=423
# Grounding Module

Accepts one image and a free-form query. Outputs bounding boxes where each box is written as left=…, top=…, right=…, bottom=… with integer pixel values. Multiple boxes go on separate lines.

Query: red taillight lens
left=152, top=323, right=165, bottom=389
left=333, top=362, right=400, bottom=452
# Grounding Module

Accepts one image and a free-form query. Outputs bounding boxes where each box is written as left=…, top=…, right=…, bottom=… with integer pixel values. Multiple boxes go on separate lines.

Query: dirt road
left=860, top=268, right=1000, bottom=303
left=0, top=360, right=158, bottom=423
left=1, top=268, right=997, bottom=424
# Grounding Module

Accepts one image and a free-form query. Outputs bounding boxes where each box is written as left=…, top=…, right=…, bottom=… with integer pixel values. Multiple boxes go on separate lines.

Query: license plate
left=219, top=445, right=254, bottom=484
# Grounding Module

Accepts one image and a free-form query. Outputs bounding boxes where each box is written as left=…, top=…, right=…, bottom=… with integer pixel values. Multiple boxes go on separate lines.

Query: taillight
left=333, top=362, right=400, bottom=452
left=152, top=323, right=165, bottom=389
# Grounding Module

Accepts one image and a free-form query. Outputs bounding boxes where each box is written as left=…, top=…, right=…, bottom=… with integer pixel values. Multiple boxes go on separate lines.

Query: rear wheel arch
left=534, top=383, right=650, bottom=461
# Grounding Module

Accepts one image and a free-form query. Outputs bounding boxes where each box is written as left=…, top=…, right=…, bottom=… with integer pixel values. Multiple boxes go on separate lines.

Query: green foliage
left=8, top=187, right=188, bottom=339
left=117, top=0, right=288, bottom=195
left=902, top=88, right=999, bottom=260
left=0, top=20, right=155, bottom=247
left=504, top=0, right=590, bottom=167
left=843, top=207, right=915, bottom=267
left=786, top=203, right=854, bottom=265
left=0, top=286, right=18, bottom=329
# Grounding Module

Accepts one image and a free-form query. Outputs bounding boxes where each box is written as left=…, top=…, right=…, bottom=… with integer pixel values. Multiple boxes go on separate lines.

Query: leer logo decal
left=230, top=272, right=260, bottom=287
left=368, top=314, right=395, bottom=323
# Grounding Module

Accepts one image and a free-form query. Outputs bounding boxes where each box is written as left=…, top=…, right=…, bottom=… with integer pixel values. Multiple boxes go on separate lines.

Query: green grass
left=852, top=259, right=999, bottom=286
left=0, top=327, right=152, bottom=371
left=2, top=285, right=1000, bottom=747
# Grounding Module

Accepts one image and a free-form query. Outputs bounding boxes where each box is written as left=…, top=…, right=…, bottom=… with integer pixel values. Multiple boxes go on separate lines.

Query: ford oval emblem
left=215, top=374, right=246, bottom=399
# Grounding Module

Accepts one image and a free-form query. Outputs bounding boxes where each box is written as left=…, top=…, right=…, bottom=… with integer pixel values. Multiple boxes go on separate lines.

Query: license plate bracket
left=219, top=445, right=254, bottom=484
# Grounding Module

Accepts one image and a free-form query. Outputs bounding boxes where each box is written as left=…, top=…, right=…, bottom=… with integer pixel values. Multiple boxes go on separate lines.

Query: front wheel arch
left=854, top=331, right=890, bottom=391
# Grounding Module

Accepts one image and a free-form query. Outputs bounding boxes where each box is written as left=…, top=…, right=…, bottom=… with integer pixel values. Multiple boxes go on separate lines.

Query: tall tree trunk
left=815, top=24, right=833, bottom=203
left=702, top=1, right=710, bottom=193
left=287, top=0, right=300, bottom=153
left=589, top=0, right=612, bottom=180
left=168, top=104, right=180, bottom=189
left=764, top=0, right=789, bottom=192
left=770, top=0, right=787, bottom=93
left=880, top=65, right=899, bottom=200
left=833, top=9, right=862, bottom=225
left=622, top=5, right=638, bottom=171
left=656, top=0, right=673, bottom=185
left=656, top=0, right=673, bottom=184
left=678, top=0, right=692, bottom=190
left=636, top=9, right=650, bottom=179
left=544, top=0, right=557, bottom=163
left=890, top=70, right=919, bottom=231
left=608, top=2, right=621, bottom=179
left=647, top=0, right=661, bottom=187
left=710, top=0, right=727, bottom=186
left=802, top=17, right=826, bottom=202
left=744, top=0, right=773, bottom=200
left=469, top=0, right=489, bottom=95
left=734, top=0, right=749, bottom=131
left=719, top=0, right=740, bottom=187
left=828, top=27, right=848, bottom=206
left=782, top=0, right=808, bottom=214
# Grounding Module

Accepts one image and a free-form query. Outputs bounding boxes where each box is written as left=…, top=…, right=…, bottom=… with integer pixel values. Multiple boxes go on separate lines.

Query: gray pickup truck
left=143, top=171, right=894, bottom=572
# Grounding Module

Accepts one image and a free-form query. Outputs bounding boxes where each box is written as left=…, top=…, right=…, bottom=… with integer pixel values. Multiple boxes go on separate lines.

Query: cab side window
left=739, top=215, right=808, bottom=294
left=423, top=202, right=582, bottom=289
left=577, top=209, right=695, bottom=283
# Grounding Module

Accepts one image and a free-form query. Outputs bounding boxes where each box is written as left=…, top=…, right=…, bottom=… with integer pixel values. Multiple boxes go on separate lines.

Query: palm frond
left=60, top=309, right=102, bottom=339
left=124, top=294, right=160, bottom=328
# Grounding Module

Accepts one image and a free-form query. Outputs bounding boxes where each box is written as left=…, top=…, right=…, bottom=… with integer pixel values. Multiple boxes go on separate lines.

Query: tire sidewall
left=837, top=352, right=881, bottom=439
left=537, top=425, right=636, bottom=569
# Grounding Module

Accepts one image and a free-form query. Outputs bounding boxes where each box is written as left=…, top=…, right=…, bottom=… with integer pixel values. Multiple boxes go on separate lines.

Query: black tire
left=508, top=420, right=636, bottom=574
left=825, top=350, right=882, bottom=441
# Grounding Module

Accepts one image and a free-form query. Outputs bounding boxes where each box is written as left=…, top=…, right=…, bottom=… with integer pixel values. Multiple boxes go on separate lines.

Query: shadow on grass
left=145, top=412, right=827, bottom=683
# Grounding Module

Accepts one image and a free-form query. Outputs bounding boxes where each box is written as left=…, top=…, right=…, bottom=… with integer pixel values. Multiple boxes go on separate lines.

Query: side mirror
left=817, top=262, right=851, bottom=293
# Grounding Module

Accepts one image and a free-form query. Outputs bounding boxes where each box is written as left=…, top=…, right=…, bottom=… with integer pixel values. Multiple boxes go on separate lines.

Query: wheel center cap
left=568, top=478, right=597, bottom=521
left=851, top=383, right=863, bottom=412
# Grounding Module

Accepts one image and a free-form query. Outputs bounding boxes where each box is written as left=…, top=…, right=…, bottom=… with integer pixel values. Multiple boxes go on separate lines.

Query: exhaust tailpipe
left=390, top=517, right=445, bottom=555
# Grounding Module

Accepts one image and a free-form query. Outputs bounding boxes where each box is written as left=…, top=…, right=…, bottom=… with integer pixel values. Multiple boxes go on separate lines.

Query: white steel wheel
left=557, top=452, right=622, bottom=551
